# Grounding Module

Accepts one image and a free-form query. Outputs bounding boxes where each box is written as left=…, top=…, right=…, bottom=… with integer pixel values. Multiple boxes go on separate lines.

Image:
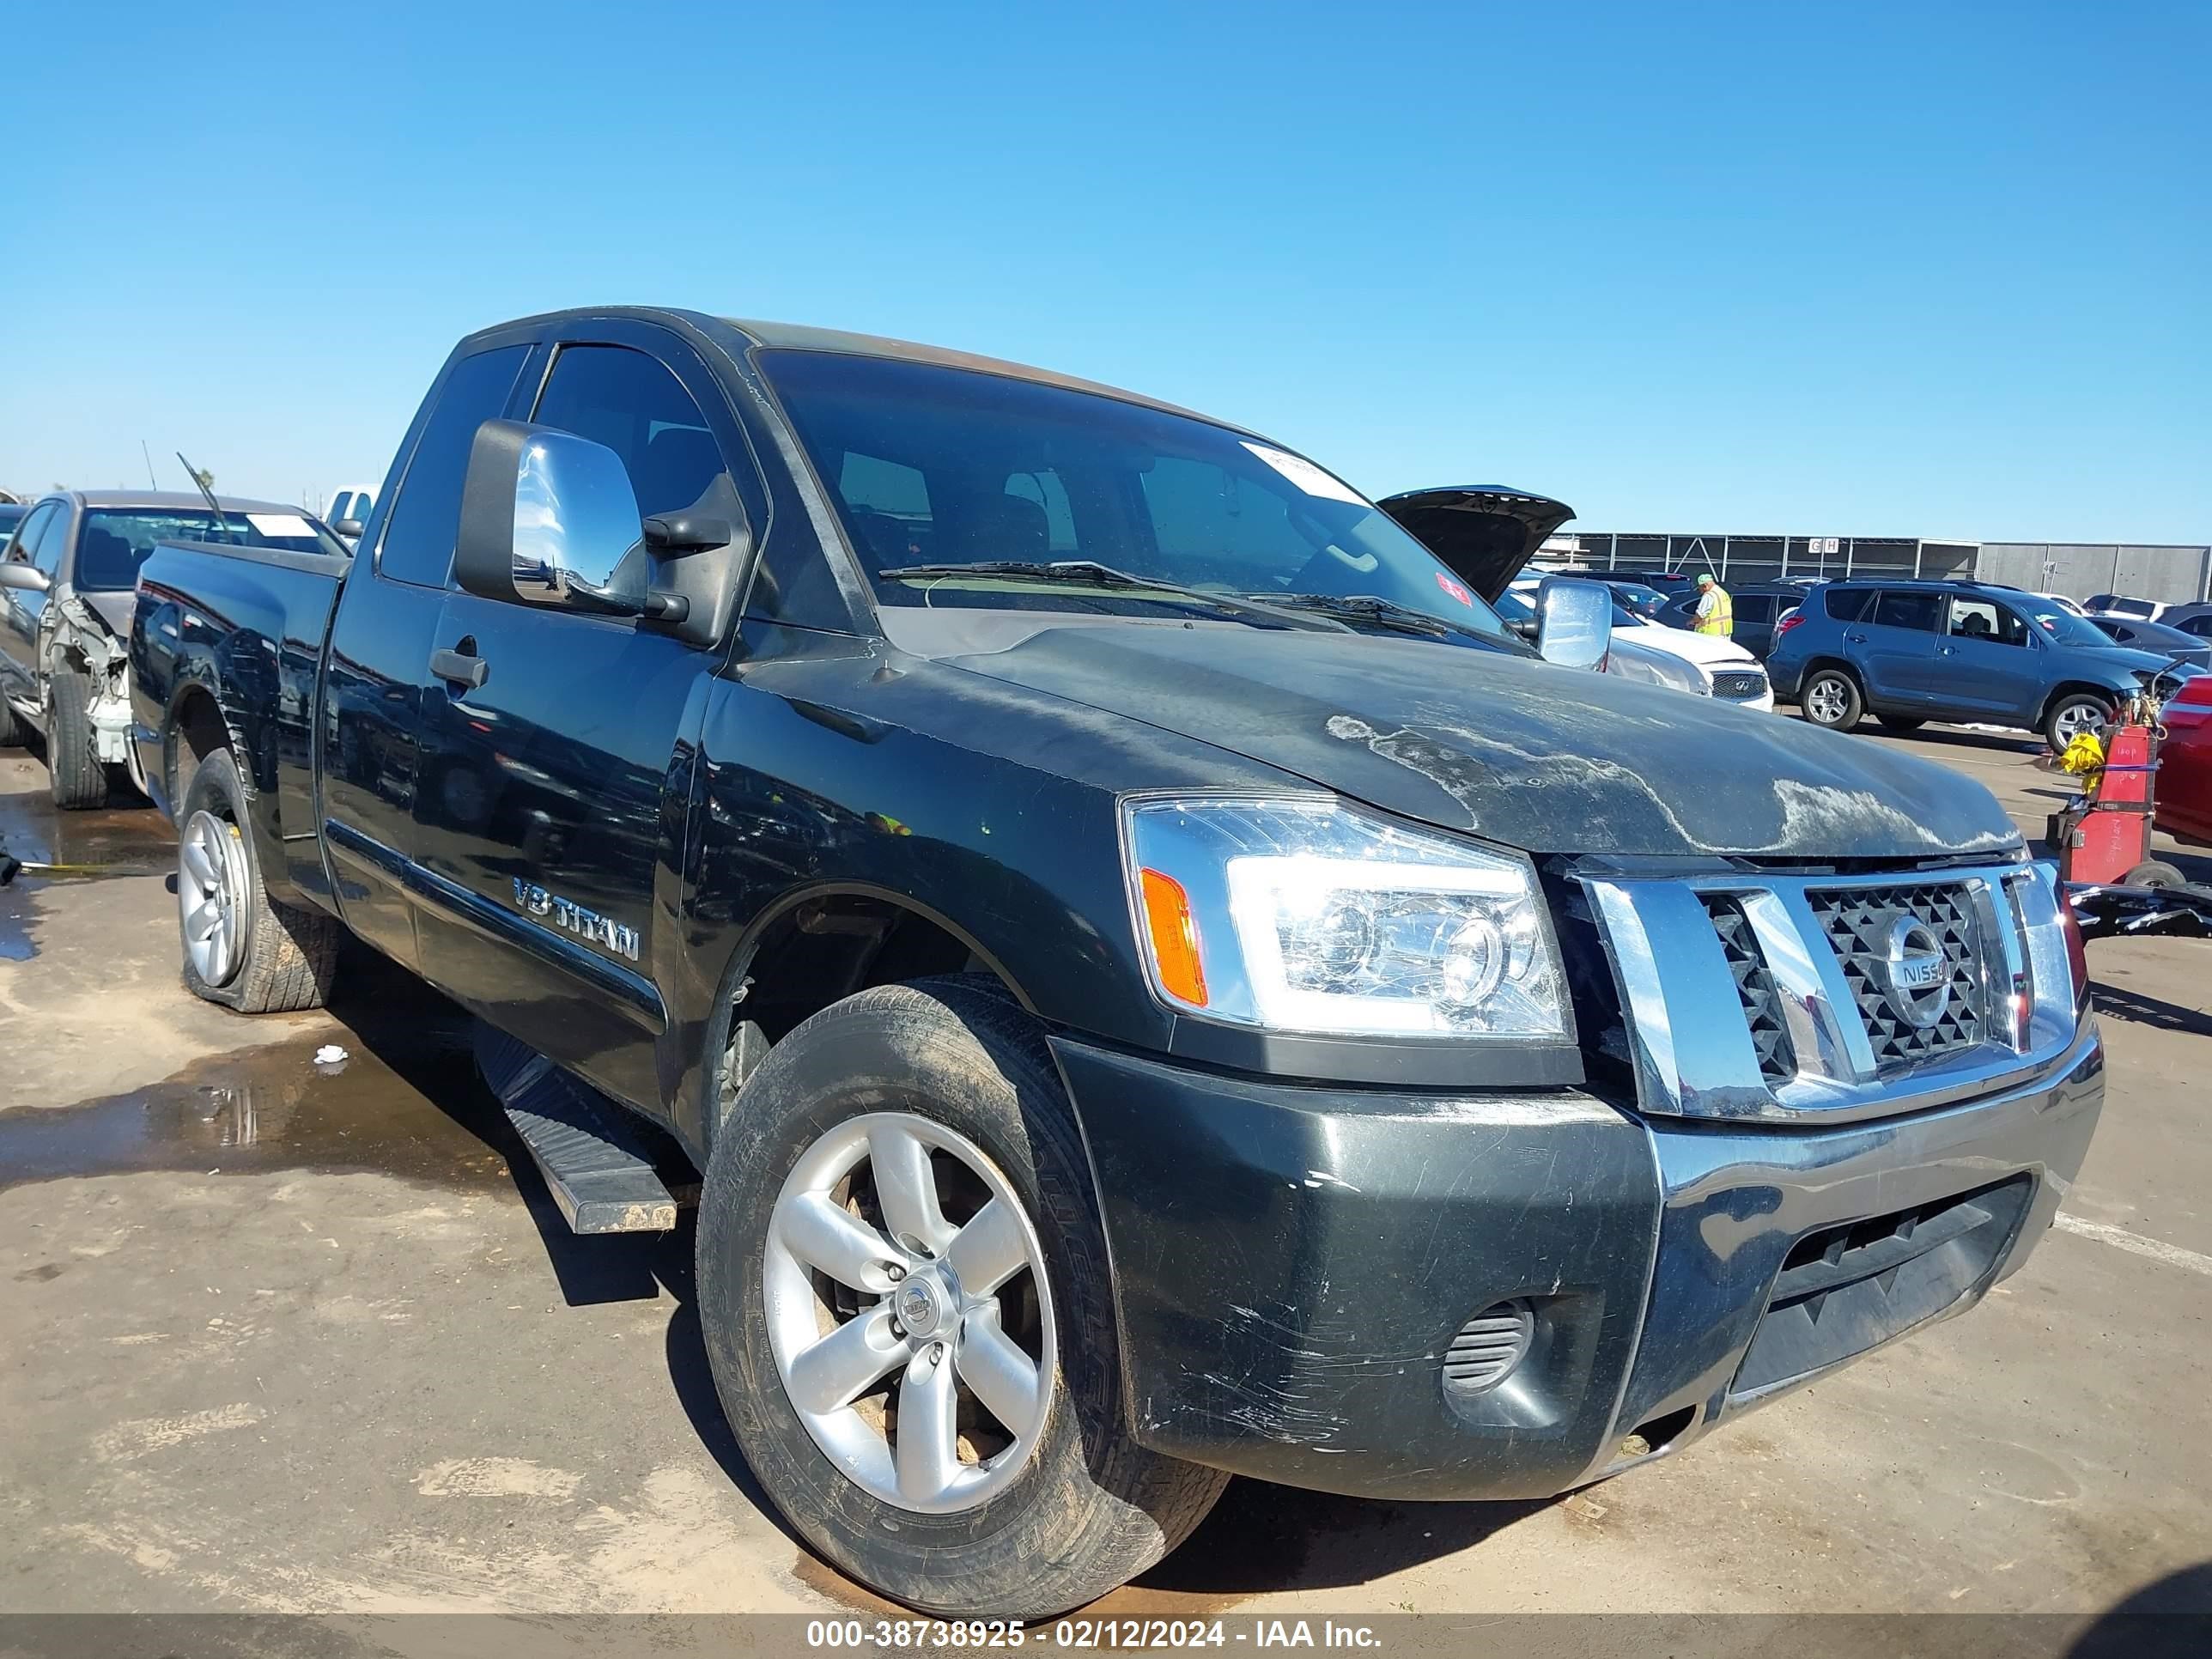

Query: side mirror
left=1535, top=576, right=1613, bottom=670
left=332, top=518, right=364, bottom=540
left=0, top=561, right=50, bottom=594
left=454, top=420, right=647, bottom=616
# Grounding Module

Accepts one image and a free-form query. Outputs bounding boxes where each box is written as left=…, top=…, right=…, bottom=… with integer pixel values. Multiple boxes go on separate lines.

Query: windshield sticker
left=246, top=513, right=313, bottom=538
left=1240, top=442, right=1368, bottom=507
left=1435, top=571, right=1474, bottom=608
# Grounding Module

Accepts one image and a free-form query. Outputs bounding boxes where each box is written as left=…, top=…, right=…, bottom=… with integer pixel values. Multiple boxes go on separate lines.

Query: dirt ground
left=2, top=728, right=2208, bottom=1644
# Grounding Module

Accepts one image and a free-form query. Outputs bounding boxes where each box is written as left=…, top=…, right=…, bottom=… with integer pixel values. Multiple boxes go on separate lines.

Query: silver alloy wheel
left=179, top=810, right=248, bottom=987
left=1806, top=676, right=1850, bottom=724
left=763, top=1111, right=1056, bottom=1514
left=2051, top=700, right=2104, bottom=747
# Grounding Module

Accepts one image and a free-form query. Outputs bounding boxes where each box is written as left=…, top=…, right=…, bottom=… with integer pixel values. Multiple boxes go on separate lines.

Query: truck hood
left=1376, top=487, right=1576, bottom=603
left=929, top=620, right=2022, bottom=860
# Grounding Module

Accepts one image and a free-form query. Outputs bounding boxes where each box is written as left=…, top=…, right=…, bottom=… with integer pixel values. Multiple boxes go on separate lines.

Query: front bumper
left=1053, top=1024, right=2103, bottom=1500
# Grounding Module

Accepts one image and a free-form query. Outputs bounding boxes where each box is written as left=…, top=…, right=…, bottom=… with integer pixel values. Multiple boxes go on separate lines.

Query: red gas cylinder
left=2065, top=720, right=2157, bottom=884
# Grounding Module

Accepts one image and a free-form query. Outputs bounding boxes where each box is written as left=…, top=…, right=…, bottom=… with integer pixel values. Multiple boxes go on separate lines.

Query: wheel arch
left=2036, top=679, right=2124, bottom=727
left=688, top=881, right=1042, bottom=1160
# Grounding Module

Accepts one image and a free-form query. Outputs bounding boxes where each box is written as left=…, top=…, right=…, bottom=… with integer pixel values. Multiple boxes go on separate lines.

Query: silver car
left=0, top=490, right=345, bottom=806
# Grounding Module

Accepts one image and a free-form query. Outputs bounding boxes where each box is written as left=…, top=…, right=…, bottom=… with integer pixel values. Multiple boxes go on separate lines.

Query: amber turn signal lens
left=1139, top=867, right=1207, bottom=1006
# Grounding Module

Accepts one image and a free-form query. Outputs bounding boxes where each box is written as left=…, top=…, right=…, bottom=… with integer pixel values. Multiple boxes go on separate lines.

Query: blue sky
left=3, top=2, right=2205, bottom=541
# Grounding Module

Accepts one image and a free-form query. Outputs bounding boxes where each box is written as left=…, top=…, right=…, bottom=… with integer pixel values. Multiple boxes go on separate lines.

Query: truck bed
left=130, top=538, right=350, bottom=898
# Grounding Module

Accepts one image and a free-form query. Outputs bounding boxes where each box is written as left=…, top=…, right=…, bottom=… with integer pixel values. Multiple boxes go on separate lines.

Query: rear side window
left=529, top=343, right=727, bottom=520
left=379, top=344, right=529, bottom=587
left=1735, top=594, right=1778, bottom=623
left=1873, top=591, right=1941, bottom=631
left=1822, top=586, right=1876, bottom=622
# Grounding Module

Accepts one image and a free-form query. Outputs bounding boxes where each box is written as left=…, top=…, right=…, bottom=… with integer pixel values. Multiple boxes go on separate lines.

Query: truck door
left=410, top=333, right=737, bottom=1110
left=319, top=343, right=535, bottom=971
left=1856, top=588, right=1942, bottom=709
left=1933, top=594, right=2039, bottom=720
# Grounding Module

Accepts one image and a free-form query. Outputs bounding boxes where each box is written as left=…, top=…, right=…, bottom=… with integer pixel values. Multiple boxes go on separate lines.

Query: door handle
left=1937, top=644, right=1959, bottom=655
left=429, top=647, right=489, bottom=690
left=1844, top=631, right=1868, bottom=643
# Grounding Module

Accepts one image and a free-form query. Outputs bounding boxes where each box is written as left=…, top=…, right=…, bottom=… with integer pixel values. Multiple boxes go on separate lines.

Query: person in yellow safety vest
left=1693, top=572, right=1734, bottom=637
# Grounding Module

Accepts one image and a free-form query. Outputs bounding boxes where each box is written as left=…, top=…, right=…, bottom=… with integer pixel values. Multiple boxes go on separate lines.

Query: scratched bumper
left=1051, top=1027, right=2103, bottom=1501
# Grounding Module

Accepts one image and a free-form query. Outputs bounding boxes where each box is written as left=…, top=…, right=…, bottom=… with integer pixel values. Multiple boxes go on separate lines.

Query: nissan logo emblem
left=1881, top=915, right=1951, bottom=1029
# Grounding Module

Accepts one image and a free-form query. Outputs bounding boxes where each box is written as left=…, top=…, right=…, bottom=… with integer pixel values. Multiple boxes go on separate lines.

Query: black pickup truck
left=131, top=309, right=2103, bottom=1618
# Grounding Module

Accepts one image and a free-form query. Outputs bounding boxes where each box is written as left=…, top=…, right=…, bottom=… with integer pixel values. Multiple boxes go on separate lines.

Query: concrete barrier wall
left=1976, top=544, right=2211, bottom=604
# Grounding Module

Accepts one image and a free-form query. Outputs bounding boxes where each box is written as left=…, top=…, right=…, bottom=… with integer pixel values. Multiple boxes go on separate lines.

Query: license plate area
left=1730, top=1175, right=2034, bottom=1400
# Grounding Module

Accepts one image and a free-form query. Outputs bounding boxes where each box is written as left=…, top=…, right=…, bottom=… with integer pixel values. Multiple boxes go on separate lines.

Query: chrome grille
left=1711, top=668, right=1769, bottom=702
left=1443, top=1301, right=1534, bottom=1394
left=1704, top=896, right=1796, bottom=1085
left=1806, top=883, right=1986, bottom=1069
left=1582, top=860, right=2072, bottom=1127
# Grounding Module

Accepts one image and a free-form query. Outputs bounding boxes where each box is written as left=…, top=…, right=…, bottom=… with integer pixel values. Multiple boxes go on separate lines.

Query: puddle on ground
left=2, top=768, right=177, bottom=959
left=0, top=775, right=175, bottom=878
left=0, top=1015, right=516, bottom=1195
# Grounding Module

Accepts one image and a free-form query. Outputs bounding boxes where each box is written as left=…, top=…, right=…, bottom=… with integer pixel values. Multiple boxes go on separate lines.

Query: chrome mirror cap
left=1536, top=576, right=1613, bottom=670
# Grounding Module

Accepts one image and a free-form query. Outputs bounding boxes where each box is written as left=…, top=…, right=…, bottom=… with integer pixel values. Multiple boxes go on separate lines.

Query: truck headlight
left=1121, top=797, right=1567, bottom=1039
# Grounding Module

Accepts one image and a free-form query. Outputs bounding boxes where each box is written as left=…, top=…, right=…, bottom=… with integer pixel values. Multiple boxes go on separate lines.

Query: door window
left=5, top=504, right=56, bottom=567
left=1735, top=594, right=1778, bottom=624
left=529, top=344, right=727, bottom=520
left=1872, top=591, right=1941, bottom=631
left=378, top=344, right=530, bottom=587
left=1946, top=597, right=2028, bottom=646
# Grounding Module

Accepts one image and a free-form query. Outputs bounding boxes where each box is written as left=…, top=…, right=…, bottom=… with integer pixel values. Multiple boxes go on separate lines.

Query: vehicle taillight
left=1775, top=610, right=1805, bottom=639
left=2057, top=887, right=2093, bottom=1019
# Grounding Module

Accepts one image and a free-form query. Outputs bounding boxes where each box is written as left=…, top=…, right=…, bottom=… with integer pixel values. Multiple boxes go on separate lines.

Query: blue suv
left=1767, top=580, right=2203, bottom=752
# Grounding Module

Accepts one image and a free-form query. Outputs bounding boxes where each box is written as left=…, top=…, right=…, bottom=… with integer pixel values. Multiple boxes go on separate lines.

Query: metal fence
left=1972, top=544, right=2211, bottom=605
left=1539, top=533, right=1979, bottom=585
left=1543, top=533, right=2209, bottom=604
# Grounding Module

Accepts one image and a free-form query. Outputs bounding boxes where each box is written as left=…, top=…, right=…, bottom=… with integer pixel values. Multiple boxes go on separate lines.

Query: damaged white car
left=0, top=490, right=346, bottom=807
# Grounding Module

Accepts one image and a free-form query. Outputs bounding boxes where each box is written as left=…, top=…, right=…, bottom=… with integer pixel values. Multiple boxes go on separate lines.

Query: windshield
left=75, top=507, right=347, bottom=591
left=2014, top=592, right=2118, bottom=648
left=762, top=350, right=1516, bottom=641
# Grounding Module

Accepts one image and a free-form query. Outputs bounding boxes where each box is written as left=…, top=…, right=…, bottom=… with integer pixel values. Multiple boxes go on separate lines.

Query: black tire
left=2122, top=860, right=2185, bottom=890
left=1875, top=714, right=1926, bottom=732
left=2043, top=692, right=2113, bottom=756
left=1800, top=667, right=1863, bottom=733
left=45, top=666, right=110, bottom=809
left=0, top=690, right=20, bottom=749
left=177, top=747, right=341, bottom=1012
left=697, top=978, right=1228, bottom=1619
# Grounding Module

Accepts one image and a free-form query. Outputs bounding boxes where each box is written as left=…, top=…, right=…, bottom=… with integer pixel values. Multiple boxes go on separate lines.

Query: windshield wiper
left=1258, top=592, right=1492, bottom=641
left=877, top=561, right=1347, bottom=631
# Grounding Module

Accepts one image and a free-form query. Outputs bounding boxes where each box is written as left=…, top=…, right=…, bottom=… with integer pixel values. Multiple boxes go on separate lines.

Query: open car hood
left=1377, top=486, right=1577, bottom=604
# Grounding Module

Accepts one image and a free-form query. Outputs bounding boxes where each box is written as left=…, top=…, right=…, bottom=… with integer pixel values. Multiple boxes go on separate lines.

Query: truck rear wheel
left=45, top=666, right=111, bottom=809
left=176, top=747, right=340, bottom=1012
left=697, top=978, right=1227, bottom=1618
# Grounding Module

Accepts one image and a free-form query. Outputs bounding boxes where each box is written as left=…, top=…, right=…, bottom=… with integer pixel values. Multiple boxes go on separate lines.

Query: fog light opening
left=1441, top=1298, right=1536, bottom=1396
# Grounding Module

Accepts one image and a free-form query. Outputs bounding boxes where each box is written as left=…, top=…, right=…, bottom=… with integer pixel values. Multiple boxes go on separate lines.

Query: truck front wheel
left=176, top=747, right=340, bottom=1012
left=697, top=978, right=1227, bottom=1618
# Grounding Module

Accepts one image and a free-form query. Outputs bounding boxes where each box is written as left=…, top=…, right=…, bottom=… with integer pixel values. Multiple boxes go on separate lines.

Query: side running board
left=473, top=1024, right=684, bottom=1234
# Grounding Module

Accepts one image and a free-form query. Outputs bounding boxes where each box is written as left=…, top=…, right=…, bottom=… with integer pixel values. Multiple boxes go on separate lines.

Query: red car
left=2157, top=677, right=2212, bottom=846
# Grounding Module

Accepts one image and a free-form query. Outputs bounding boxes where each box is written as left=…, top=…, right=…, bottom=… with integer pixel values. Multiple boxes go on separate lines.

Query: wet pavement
left=2, top=728, right=2209, bottom=1632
